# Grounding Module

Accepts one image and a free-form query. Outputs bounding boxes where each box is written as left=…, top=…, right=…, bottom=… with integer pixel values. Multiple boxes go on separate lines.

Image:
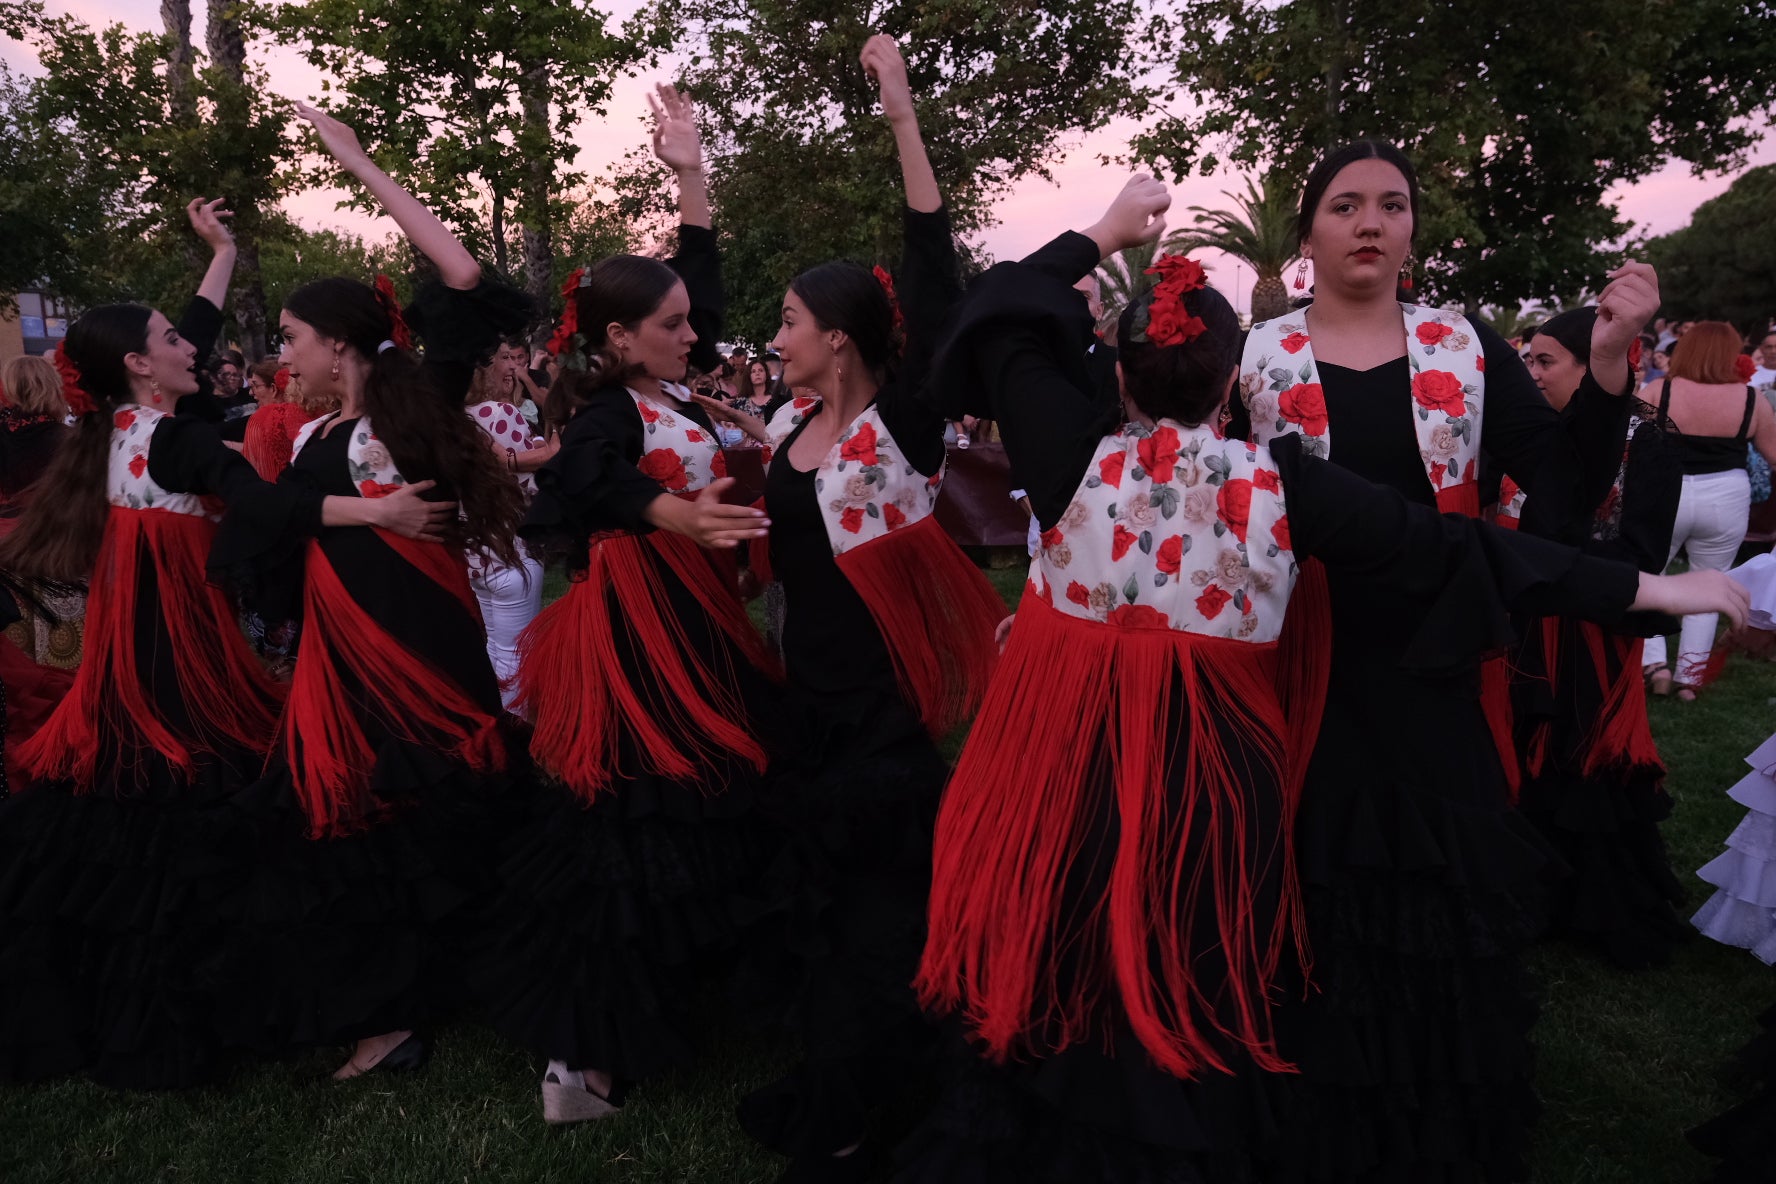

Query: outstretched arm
left=650, top=84, right=709, bottom=229
left=295, top=100, right=480, bottom=290
left=863, top=35, right=939, bottom=213
left=188, top=197, right=238, bottom=311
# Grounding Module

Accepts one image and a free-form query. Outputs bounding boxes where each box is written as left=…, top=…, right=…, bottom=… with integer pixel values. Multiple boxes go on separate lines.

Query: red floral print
left=1253, top=468, right=1280, bottom=493
left=1271, top=515, right=1291, bottom=551
left=1112, top=523, right=1138, bottom=561
left=1195, top=585, right=1232, bottom=619
left=1099, top=450, right=1126, bottom=489
left=1066, top=580, right=1092, bottom=608
left=1040, top=525, right=1065, bottom=550
left=1278, top=383, right=1328, bottom=435
left=1217, top=478, right=1253, bottom=543
left=1475, top=355, right=1487, bottom=373
left=1415, top=322, right=1455, bottom=347
left=127, top=453, right=147, bottom=479
left=358, top=478, right=401, bottom=498
left=637, top=401, right=660, bottom=424
left=839, top=420, right=880, bottom=466
left=114, top=409, right=137, bottom=430
left=1136, top=426, right=1181, bottom=483
left=710, top=449, right=728, bottom=479
left=1155, top=535, right=1183, bottom=575
left=1280, top=331, right=1310, bottom=354
left=883, top=502, right=907, bottom=529
left=840, top=506, right=865, bottom=534
left=1411, top=369, right=1468, bottom=416
left=685, top=428, right=704, bottom=443
left=1107, top=603, right=1169, bottom=629
left=638, top=448, right=690, bottom=491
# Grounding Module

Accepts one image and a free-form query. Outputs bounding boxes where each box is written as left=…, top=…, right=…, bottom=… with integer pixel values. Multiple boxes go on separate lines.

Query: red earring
left=1293, top=259, right=1308, bottom=291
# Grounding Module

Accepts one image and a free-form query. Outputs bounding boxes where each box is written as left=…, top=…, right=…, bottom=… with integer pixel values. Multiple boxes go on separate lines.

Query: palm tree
left=1094, top=235, right=1183, bottom=336
left=1169, top=174, right=1301, bottom=323
left=1478, top=301, right=1554, bottom=341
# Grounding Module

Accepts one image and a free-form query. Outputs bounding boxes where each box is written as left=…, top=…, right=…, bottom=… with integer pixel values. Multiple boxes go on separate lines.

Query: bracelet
left=505, top=447, right=517, bottom=471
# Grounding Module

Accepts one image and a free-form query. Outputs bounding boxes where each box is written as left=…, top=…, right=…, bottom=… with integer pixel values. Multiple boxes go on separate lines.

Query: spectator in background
left=729, top=359, right=783, bottom=419
left=0, top=354, right=70, bottom=508
left=1644, top=322, right=1776, bottom=699
left=1751, top=328, right=1776, bottom=392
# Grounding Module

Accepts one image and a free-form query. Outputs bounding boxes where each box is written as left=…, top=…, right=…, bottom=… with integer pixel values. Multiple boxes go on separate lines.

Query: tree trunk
left=491, top=189, right=509, bottom=275
left=1323, top=0, right=1345, bottom=133
left=518, top=59, right=555, bottom=346
left=161, top=0, right=196, bottom=124
left=206, top=0, right=268, bottom=357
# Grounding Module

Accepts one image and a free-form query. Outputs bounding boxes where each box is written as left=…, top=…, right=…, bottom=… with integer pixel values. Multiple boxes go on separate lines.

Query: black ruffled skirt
left=1688, top=1002, right=1776, bottom=1183
left=0, top=750, right=257, bottom=1089
left=735, top=703, right=950, bottom=1158
left=464, top=762, right=768, bottom=1081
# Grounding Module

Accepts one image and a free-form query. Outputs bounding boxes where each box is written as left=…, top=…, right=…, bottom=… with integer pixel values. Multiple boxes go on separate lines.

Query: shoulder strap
left=1657, top=377, right=1673, bottom=420
left=1740, top=387, right=1757, bottom=441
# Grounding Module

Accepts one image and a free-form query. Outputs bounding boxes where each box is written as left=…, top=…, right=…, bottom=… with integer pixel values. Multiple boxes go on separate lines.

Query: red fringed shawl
left=283, top=530, right=503, bottom=836
left=917, top=588, right=1332, bottom=1080
left=17, top=509, right=285, bottom=789
left=1522, top=617, right=1662, bottom=783
left=514, top=525, right=780, bottom=803
left=242, top=402, right=320, bottom=483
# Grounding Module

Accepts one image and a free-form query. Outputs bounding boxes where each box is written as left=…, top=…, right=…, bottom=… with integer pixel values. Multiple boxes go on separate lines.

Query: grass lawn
left=3, top=567, right=1771, bottom=1183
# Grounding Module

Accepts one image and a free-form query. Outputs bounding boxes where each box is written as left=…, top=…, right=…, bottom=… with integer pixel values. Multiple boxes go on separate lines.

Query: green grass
left=4, top=574, right=1773, bottom=1183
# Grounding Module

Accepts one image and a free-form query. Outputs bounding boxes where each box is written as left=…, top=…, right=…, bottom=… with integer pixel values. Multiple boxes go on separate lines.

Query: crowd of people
left=1, top=32, right=1775, bottom=1184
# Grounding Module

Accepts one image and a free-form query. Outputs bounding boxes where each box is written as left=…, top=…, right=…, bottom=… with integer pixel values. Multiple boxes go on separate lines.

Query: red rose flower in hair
left=1411, top=369, right=1468, bottom=416
left=638, top=448, right=689, bottom=491
left=1415, top=322, right=1455, bottom=348
left=1217, top=478, right=1253, bottom=543
left=1278, top=383, right=1328, bottom=435
left=1735, top=354, right=1758, bottom=383
left=1146, top=255, right=1208, bottom=293
left=547, top=267, right=585, bottom=357
left=372, top=275, right=412, bottom=351
left=839, top=420, right=880, bottom=466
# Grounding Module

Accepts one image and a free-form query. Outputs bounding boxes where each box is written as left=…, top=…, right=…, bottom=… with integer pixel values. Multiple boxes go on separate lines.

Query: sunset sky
left=10, top=0, right=1774, bottom=314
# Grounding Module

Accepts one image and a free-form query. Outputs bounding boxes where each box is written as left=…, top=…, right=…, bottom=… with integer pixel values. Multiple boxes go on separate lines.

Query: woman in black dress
left=724, top=35, right=1006, bottom=1182
left=204, top=101, right=533, bottom=1081
left=467, top=85, right=783, bottom=1125
left=0, top=204, right=448, bottom=1089
left=1236, top=139, right=1663, bottom=1182
left=905, top=175, right=1746, bottom=1184
left=1507, top=308, right=1690, bottom=968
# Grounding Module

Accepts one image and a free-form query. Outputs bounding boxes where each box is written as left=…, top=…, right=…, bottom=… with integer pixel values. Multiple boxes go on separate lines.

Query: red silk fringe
left=917, top=593, right=1308, bottom=1080
left=833, top=512, right=1003, bottom=737
left=1437, top=481, right=1521, bottom=798
left=513, top=528, right=779, bottom=803
left=17, top=509, right=284, bottom=789
left=241, top=402, right=318, bottom=482
left=1522, top=616, right=1564, bottom=781
left=1577, top=625, right=1662, bottom=778
left=0, top=635, right=75, bottom=786
left=283, top=532, right=502, bottom=836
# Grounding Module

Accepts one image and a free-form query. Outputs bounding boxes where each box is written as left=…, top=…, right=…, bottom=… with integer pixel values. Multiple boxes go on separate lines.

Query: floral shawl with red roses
left=109, top=404, right=218, bottom=518
left=1241, top=303, right=1487, bottom=516
left=624, top=383, right=729, bottom=495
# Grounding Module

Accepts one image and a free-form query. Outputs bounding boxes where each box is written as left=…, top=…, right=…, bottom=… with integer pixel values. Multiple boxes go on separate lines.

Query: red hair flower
left=548, top=266, right=586, bottom=358
left=873, top=265, right=906, bottom=345
left=53, top=340, right=96, bottom=417
left=372, top=275, right=412, bottom=351
left=1734, top=353, right=1757, bottom=383
left=1135, top=254, right=1211, bottom=348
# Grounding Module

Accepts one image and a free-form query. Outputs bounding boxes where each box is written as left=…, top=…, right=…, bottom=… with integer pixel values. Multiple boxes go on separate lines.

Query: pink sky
left=12, top=0, right=1775, bottom=314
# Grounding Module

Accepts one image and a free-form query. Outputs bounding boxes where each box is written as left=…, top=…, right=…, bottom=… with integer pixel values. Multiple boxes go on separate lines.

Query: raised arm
left=295, top=100, right=480, bottom=290
left=650, top=84, right=709, bottom=230
left=1587, top=262, right=1661, bottom=398
left=188, top=197, right=238, bottom=312
left=862, top=35, right=938, bottom=213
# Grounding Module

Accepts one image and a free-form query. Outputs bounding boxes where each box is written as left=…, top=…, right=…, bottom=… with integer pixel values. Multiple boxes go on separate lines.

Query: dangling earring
left=330, top=352, right=341, bottom=381
left=1293, top=258, right=1309, bottom=291
left=1400, top=252, right=1416, bottom=295
left=830, top=345, right=842, bottom=400
left=149, top=377, right=163, bottom=405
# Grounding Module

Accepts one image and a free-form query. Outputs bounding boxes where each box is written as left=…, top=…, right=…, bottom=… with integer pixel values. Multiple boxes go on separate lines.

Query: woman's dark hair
left=1115, top=283, right=1242, bottom=426
left=0, top=304, right=151, bottom=583
left=542, top=254, right=682, bottom=433
left=284, top=277, right=522, bottom=566
left=789, top=261, right=900, bottom=377
left=1530, top=307, right=1596, bottom=363
left=1296, top=139, right=1421, bottom=249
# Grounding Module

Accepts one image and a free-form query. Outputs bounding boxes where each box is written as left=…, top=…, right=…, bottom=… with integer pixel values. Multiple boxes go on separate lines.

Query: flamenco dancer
left=905, top=176, right=1747, bottom=1183
left=205, top=102, right=534, bottom=1080
left=0, top=198, right=448, bottom=1089
left=1504, top=308, right=1690, bottom=968
left=1235, top=139, right=1660, bottom=1181
left=722, top=35, right=1006, bottom=1181
left=469, top=84, right=781, bottom=1124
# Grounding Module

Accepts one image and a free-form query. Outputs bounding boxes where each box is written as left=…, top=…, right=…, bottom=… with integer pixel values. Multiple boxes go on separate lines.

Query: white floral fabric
left=108, top=404, right=214, bottom=517
left=1028, top=420, right=1297, bottom=641
left=293, top=413, right=408, bottom=498
left=624, top=384, right=728, bottom=494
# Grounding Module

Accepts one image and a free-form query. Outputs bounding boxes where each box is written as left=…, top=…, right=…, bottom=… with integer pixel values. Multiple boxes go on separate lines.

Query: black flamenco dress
left=466, top=224, right=790, bottom=1083
left=1255, top=337, right=1632, bottom=1183
left=898, top=244, right=1643, bottom=1184
left=1506, top=404, right=1688, bottom=968
left=203, top=280, right=534, bottom=1053
left=736, top=206, right=1004, bottom=1165
left=0, top=409, right=318, bottom=1089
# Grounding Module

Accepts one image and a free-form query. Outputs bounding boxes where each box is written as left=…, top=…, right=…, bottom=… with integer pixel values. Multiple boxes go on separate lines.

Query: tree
left=1168, top=174, right=1298, bottom=322
left=1133, top=0, right=1776, bottom=311
left=271, top=0, right=658, bottom=324
left=660, top=0, right=1147, bottom=343
left=1646, top=165, right=1776, bottom=336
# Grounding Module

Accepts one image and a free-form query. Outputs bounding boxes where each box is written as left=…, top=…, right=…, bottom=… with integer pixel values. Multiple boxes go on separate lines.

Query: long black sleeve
left=875, top=206, right=964, bottom=476
left=173, top=297, right=229, bottom=424
left=1275, top=433, right=1641, bottom=673
left=671, top=223, right=724, bottom=376
left=405, top=278, right=535, bottom=405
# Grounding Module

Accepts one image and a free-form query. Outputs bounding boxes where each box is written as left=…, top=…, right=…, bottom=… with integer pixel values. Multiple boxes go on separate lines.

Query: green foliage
left=1168, top=173, right=1300, bottom=320
left=660, top=0, right=1147, bottom=344
left=1645, top=165, right=1776, bottom=335
left=1134, top=0, right=1776, bottom=310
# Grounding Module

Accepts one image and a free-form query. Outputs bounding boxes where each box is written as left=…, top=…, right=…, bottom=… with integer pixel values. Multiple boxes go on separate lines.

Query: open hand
left=294, top=100, right=369, bottom=167
left=372, top=480, right=457, bottom=542
left=648, top=84, right=703, bottom=174
left=860, top=34, right=915, bottom=124
left=186, top=197, right=235, bottom=251
left=1633, top=568, right=1750, bottom=630
left=647, top=477, right=770, bottom=549
left=1085, top=175, right=1171, bottom=260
